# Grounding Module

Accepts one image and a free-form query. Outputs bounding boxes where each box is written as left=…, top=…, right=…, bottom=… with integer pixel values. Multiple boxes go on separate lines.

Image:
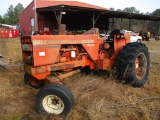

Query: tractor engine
left=57, top=45, right=80, bottom=63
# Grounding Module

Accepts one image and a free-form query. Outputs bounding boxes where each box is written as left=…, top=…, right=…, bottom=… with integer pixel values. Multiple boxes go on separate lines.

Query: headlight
left=120, top=33, right=125, bottom=39
left=116, top=34, right=120, bottom=39
left=116, top=33, right=125, bottom=39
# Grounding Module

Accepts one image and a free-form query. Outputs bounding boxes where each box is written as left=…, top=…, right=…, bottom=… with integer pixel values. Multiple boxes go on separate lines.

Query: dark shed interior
left=36, top=5, right=160, bottom=34
left=36, top=5, right=109, bottom=34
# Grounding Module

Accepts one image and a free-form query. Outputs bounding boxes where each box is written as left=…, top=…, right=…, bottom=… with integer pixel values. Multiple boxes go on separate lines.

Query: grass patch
left=0, top=38, right=160, bottom=120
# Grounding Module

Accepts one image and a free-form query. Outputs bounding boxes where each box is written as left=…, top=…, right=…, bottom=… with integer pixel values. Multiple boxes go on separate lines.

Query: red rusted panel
left=11, top=29, right=19, bottom=38
left=0, top=29, right=19, bottom=38
left=41, top=31, right=51, bottom=35
left=8, top=30, right=12, bottom=38
left=1, top=29, right=4, bottom=38
left=19, top=1, right=34, bottom=35
left=31, top=34, right=99, bottom=61
left=112, top=34, right=130, bottom=59
left=4, top=30, right=9, bottom=38
left=0, top=29, right=9, bottom=38
left=32, top=35, right=61, bottom=66
left=36, top=0, right=107, bottom=10
left=32, top=45, right=60, bottom=66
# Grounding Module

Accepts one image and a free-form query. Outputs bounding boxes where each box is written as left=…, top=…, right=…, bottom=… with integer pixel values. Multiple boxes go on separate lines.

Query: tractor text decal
left=32, top=40, right=95, bottom=45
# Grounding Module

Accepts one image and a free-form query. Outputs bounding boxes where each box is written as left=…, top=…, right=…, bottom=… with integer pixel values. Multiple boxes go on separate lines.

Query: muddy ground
left=0, top=38, right=160, bottom=120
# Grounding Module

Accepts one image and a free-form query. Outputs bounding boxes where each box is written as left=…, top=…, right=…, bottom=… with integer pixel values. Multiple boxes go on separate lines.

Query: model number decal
left=86, top=44, right=94, bottom=46
left=33, top=40, right=94, bottom=45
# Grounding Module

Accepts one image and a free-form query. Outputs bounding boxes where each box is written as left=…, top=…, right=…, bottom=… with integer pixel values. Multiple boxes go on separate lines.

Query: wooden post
left=129, top=19, right=131, bottom=30
left=121, top=18, right=123, bottom=29
left=92, top=12, right=95, bottom=28
left=57, top=12, right=63, bottom=34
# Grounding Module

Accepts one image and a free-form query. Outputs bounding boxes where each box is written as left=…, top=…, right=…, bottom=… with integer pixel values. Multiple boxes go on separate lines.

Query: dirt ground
left=0, top=38, right=160, bottom=120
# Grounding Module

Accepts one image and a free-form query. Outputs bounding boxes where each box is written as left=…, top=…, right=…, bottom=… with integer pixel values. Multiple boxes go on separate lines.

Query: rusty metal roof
left=36, top=0, right=107, bottom=11
left=102, top=10, right=160, bottom=21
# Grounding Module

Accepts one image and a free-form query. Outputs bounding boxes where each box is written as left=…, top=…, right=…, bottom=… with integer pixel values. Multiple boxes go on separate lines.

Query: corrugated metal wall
left=19, top=2, right=34, bottom=35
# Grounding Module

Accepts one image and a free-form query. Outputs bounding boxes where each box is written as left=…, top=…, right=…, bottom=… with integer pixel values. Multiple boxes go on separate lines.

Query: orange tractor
left=21, top=28, right=150, bottom=116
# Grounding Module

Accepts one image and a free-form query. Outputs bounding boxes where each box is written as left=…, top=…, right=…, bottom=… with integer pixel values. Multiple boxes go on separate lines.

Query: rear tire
left=36, top=83, right=74, bottom=116
left=116, top=42, right=150, bottom=87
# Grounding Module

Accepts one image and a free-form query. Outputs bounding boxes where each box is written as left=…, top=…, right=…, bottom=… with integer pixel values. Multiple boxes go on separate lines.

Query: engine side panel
left=31, top=35, right=99, bottom=66
left=33, top=45, right=61, bottom=66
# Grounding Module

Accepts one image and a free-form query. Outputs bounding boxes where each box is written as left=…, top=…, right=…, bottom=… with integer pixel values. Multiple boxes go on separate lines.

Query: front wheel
left=36, top=83, right=74, bottom=116
left=24, top=73, right=45, bottom=89
left=116, top=42, right=150, bottom=87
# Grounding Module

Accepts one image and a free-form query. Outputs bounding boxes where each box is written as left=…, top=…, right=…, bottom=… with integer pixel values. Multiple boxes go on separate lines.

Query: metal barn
left=19, top=0, right=108, bottom=35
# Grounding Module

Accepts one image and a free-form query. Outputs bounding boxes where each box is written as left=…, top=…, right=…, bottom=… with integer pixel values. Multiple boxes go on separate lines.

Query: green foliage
left=0, top=15, right=4, bottom=24
left=116, top=9, right=122, bottom=12
left=151, top=9, right=160, bottom=16
left=12, top=116, right=19, bottom=120
left=148, top=9, right=160, bottom=35
left=2, top=3, right=24, bottom=25
left=112, top=7, right=160, bottom=32
left=117, top=7, right=141, bottom=30
left=109, top=8, right=115, bottom=11
left=123, top=7, right=140, bottom=14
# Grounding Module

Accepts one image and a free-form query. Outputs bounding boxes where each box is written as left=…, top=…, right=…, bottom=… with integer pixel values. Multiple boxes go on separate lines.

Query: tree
left=145, top=12, right=151, bottom=15
left=120, top=7, right=141, bottom=30
left=14, top=3, right=24, bottom=24
left=109, top=8, right=115, bottom=11
left=116, top=9, right=122, bottom=12
left=151, top=9, right=160, bottom=16
left=123, top=7, right=140, bottom=14
left=0, top=15, right=4, bottom=24
left=3, top=5, right=14, bottom=24
left=3, top=3, right=24, bottom=25
left=148, top=9, right=160, bottom=35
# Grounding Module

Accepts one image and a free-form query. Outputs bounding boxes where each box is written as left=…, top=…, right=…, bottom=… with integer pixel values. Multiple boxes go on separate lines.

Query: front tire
left=116, top=42, right=150, bottom=87
left=36, top=83, right=74, bottom=116
left=24, top=73, right=45, bottom=89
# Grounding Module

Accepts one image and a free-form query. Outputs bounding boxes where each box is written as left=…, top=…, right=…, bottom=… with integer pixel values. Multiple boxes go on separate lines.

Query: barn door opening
left=31, top=18, right=34, bottom=35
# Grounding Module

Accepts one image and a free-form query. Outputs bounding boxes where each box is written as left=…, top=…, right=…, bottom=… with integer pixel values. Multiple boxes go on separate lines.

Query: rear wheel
left=116, top=42, right=150, bottom=87
left=24, top=73, right=45, bottom=89
left=36, top=83, right=74, bottom=116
